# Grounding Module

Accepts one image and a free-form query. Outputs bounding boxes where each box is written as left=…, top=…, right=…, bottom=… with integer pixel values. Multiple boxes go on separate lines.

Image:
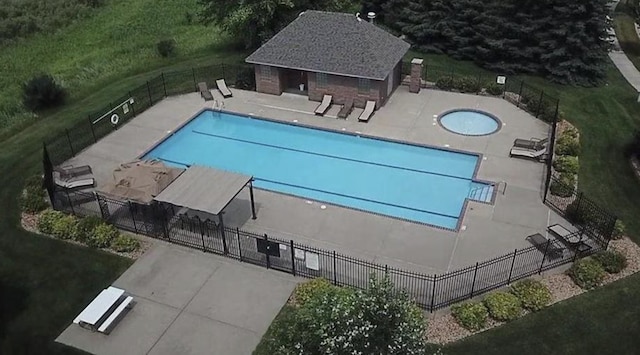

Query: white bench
left=73, top=286, right=133, bottom=333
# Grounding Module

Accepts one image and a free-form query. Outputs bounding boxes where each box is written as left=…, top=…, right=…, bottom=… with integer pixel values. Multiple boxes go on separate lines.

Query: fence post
left=469, top=262, right=479, bottom=298
left=430, top=275, right=437, bottom=312
left=161, top=72, right=167, bottom=97
left=128, top=91, right=136, bottom=116
left=192, top=68, right=197, bottom=89
left=517, top=81, right=524, bottom=108
left=290, top=240, right=296, bottom=276
left=535, top=90, right=544, bottom=118
left=333, top=250, right=337, bottom=285
left=221, top=225, right=228, bottom=255
left=88, top=116, right=96, bottom=142
left=128, top=202, right=138, bottom=233
left=221, top=63, right=226, bottom=81
left=198, top=217, right=206, bottom=251
left=236, top=228, right=243, bottom=261
left=539, top=240, right=551, bottom=273
left=507, top=249, right=517, bottom=284
left=65, top=129, right=75, bottom=156
left=146, top=81, right=153, bottom=104
left=264, top=234, right=270, bottom=269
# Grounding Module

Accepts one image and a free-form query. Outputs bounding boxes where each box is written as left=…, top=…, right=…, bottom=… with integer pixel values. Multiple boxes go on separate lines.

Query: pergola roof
left=153, top=165, right=252, bottom=215
left=245, top=11, right=410, bottom=80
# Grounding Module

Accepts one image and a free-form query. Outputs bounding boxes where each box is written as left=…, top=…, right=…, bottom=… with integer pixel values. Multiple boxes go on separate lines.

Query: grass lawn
left=0, top=0, right=242, bottom=137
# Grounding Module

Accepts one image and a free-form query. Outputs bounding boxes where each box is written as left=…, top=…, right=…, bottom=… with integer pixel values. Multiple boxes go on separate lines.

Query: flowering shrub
left=483, top=292, right=522, bottom=322
left=593, top=250, right=627, bottom=274
left=612, top=220, right=626, bottom=240
left=37, top=209, right=65, bottom=235
left=451, top=301, right=488, bottom=331
left=553, top=156, right=579, bottom=175
left=111, top=234, right=140, bottom=252
left=87, top=223, right=119, bottom=248
left=75, top=216, right=103, bottom=243
left=293, top=278, right=333, bottom=306
left=569, top=257, right=605, bottom=290
left=263, top=275, right=427, bottom=354
left=51, top=214, right=78, bottom=240
left=510, top=279, right=552, bottom=312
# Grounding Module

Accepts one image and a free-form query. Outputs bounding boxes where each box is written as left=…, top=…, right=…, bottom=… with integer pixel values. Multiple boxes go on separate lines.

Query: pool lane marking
left=191, top=129, right=475, bottom=182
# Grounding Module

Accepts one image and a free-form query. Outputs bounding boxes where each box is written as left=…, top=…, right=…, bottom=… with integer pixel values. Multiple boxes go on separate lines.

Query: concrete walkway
left=610, top=0, right=640, bottom=92
left=56, top=241, right=299, bottom=355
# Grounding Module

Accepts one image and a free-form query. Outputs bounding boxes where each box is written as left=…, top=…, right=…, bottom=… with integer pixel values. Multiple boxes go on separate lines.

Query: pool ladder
left=212, top=99, right=224, bottom=113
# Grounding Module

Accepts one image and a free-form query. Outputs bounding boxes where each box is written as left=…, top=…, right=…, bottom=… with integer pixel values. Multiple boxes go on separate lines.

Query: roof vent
left=355, top=12, right=362, bottom=22
left=367, top=12, right=376, bottom=23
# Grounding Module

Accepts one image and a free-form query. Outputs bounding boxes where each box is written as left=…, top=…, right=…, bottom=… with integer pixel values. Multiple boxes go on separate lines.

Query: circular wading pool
left=438, top=109, right=501, bottom=136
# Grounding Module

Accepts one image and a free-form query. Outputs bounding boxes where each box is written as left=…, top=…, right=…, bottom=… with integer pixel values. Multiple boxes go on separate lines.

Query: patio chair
left=216, top=79, right=233, bottom=98
left=54, top=165, right=93, bottom=180
left=337, top=98, right=354, bottom=119
left=548, top=224, right=583, bottom=244
left=513, top=137, right=548, bottom=150
left=526, top=233, right=565, bottom=260
left=197, top=82, right=214, bottom=101
left=509, top=146, right=547, bottom=161
left=55, top=177, right=95, bottom=190
left=315, top=94, right=333, bottom=116
left=358, top=100, right=376, bottom=122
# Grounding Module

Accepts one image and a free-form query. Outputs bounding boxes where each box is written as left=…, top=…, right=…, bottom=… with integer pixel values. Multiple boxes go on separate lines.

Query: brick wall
left=308, top=73, right=383, bottom=109
left=255, top=65, right=283, bottom=95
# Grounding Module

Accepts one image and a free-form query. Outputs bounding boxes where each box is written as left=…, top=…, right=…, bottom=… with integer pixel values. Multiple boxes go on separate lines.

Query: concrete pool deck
left=64, top=85, right=568, bottom=273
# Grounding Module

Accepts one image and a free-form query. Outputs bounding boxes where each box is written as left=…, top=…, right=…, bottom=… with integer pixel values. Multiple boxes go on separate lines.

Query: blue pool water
left=144, top=111, right=493, bottom=229
left=439, top=110, right=500, bottom=136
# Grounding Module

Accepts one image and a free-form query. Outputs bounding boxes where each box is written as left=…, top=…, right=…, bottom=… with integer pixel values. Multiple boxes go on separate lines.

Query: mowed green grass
left=0, top=0, right=235, bottom=136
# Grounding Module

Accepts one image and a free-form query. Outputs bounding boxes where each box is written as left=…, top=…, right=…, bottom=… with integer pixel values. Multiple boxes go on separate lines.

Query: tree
left=198, top=0, right=358, bottom=49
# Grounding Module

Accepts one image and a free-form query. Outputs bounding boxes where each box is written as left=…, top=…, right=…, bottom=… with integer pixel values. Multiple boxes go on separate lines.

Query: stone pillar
left=409, top=58, right=423, bottom=94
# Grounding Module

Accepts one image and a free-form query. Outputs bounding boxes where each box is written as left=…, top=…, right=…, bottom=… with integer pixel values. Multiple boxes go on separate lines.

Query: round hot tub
left=438, top=109, right=501, bottom=136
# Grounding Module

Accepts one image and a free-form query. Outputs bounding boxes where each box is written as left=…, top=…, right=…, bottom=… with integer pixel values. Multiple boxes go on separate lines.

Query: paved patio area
left=65, top=85, right=567, bottom=274
left=56, top=241, right=298, bottom=355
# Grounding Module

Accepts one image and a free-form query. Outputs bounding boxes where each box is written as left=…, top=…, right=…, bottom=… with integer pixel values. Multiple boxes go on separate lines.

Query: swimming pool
left=144, top=110, right=493, bottom=229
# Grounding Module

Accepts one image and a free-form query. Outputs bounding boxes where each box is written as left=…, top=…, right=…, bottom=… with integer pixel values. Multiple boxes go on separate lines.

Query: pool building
left=245, top=10, right=410, bottom=109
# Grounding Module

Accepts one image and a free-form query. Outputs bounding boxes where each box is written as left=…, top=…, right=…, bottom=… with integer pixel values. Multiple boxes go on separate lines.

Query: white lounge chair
left=314, top=94, right=332, bottom=116
left=216, top=79, right=232, bottom=98
left=509, top=146, right=547, bottom=160
left=55, top=177, right=95, bottom=190
left=358, top=100, right=376, bottom=122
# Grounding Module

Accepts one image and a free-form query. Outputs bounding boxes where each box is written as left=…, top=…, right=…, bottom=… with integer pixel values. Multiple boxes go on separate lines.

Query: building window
left=316, top=72, right=328, bottom=88
left=358, top=78, right=370, bottom=94
left=261, top=65, right=272, bottom=81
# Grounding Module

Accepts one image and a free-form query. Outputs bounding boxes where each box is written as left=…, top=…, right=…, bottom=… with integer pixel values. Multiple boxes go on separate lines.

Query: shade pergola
left=153, top=165, right=257, bottom=230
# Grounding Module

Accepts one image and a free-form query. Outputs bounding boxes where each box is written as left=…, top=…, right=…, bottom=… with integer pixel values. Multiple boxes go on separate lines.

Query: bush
left=75, top=216, right=103, bottom=243
left=553, top=156, right=579, bottom=175
left=183, top=11, right=194, bottom=24
left=593, top=250, right=627, bottom=274
left=563, top=127, right=579, bottom=139
left=37, top=209, right=65, bottom=235
left=435, top=76, right=455, bottom=90
left=293, top=278, right=334, bottom=306
left=556, top=135, right=581, bottom=156
left=51, top=214, right=78, bottom=240
left=483, top=291, right=522, bottom=322
left=510, top=279, right=552, bottom=312
left=20, top=175, right=48, bottom=213
left=22, top=74, right=67, bottom=111
left=485, top=82, right=503, bottom=96
left=111, top=234, right=141, bottom=252
left=612, top=220, right=626, bottom=240
left=156, top=39, right=176, bottom=57
left=454, top=76, right=482, bottom=93
left=568, top=257, right=606, bottom=290
left=451, top=301, right=488, bottom=331
left=87, top=223, right=119, bottom=248
left=549, top=173, right=575, bottom=197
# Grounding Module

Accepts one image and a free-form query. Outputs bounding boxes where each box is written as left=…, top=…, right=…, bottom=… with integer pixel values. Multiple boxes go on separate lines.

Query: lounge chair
left=216, top=79, right=233, bottom=98
left=513, top=137, right=548, bottom=150
left=358, top=100, right=376, bottom=122
left=337, top=98, right=354, bottom=119
left=314, top=94, right=332, bottom=116
left=55, top=177, right=95, bottom=190
left=54, top=165, right=92, bottom=180
left=526, top=233, right=564, bottom=260
left=509, top=146, right=547, bottom=161
left=197, top=82, right=214, bottom=101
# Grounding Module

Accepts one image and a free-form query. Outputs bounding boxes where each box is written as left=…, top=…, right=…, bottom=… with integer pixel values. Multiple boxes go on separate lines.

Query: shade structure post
left=218, top=213, right=228, bottom=254
left=249, top=179, right=257, bottom=219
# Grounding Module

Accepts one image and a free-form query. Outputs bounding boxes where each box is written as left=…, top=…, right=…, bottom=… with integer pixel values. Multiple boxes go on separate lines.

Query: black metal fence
left=46, top=62, right=254, bottom=166
left=50, top=185, right=611, bottom=311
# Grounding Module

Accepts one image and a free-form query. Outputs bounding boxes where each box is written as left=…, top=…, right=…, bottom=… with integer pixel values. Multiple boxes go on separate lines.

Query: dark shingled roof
left=245, top=11, right=410, bottom=81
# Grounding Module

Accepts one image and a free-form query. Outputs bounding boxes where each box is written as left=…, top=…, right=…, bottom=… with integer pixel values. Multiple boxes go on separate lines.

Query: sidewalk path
left=609, top=0, right=640, bottom=92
